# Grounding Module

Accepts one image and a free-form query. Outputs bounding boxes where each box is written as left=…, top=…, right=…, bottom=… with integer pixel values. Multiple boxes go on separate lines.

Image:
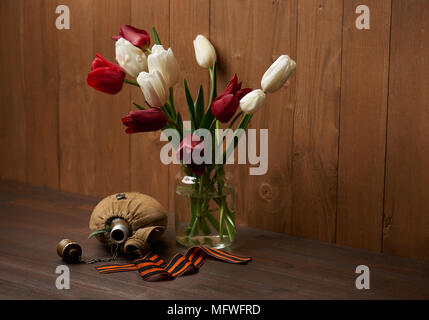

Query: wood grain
left=383, top=0, right=429, bottom=260
left=22, top=0, right=59, bottom=189
left=2, top=0, right=429, bottom=261
left=58, top=0, right=96, bottom=195
left=0, top=0, right=26, bottom=183
left=253, top=0, right=297, bottom=234
left=292, top=0, right=343, bottom=242
left=336, top=0, right=391, bottom=252
left=169, top=0, right=210, bottom=214
left=129, top=0, right=170, bottom=209
left=1, top=181, right=428, bottom=299
left=91, top=0, right=131, bottom=196
left=210, top=0, right=297, bottom=232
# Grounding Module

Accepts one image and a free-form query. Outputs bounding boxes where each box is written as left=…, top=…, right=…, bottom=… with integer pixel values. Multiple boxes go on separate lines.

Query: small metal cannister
left=57, top=239, right=82, bottom=264
left=109, top=218, right=131, bottom=245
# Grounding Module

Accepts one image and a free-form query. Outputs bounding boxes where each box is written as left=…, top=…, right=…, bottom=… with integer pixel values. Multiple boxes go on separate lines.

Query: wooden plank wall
left=337, top=0, right=391, bottom=252
left=0, top=0, right=428, bottom=261
left=383, top=0, right=429, bottom=261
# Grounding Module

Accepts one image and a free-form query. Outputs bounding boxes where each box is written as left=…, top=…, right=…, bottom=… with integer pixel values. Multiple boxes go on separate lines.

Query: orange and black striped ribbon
left=96, top=246, right=252, bottom=281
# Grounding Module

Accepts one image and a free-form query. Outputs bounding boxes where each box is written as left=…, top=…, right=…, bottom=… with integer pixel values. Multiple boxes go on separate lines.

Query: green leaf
left=200, top=108, right=215, bottom=130
left=184, top=79, right=196, bottom=131
left=132, top=101, right=146, bottom=110
left=240, top=114, right=253, bottom=130
left=168, top=87, right=177, bottom=121
left=161, top=105, right=174, bottom=121
left=88, top=229, right=107, bottom=239
left=194, top=85, right=205, bottom=128
left=152, top=26, right=161, bottom=45
left=177, top=111, right=183, bottom=140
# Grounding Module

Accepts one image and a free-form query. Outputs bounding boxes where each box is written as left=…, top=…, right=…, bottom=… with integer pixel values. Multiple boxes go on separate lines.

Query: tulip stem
left=132, top=101, right=146, bottom=110
left=208, top=64, right=217, bottom=105
left=145, top=100, right=152, bottom=108
left=198, top=175, right=204, bottom=197
left=228, top=111, right=243, bottom=129
left=124, top=79, right=139, bottom=87
left=208, top=119, right=216, bottom=131
left=167, top=120, right=182, bottom=133
left=168, top=87, right=177, bottom=121
left=219, top=200, right=225, bottom=239
left=222, top=114, right=253, bottom=163
left=199, top=63, right=217, bottom=129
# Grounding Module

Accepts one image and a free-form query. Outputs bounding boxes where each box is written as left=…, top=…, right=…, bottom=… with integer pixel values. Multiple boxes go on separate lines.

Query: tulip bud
left=211, top=94, right=239, bottom=123
left=176, top=134, right=205, bottom=176
left=147, top=45, right=180, bottom=88
left=136, top=70, right=169, bottom=107
left=261, top=55, right=296, bottom=93
left=87, top=53, right=125, bottom=95
left=239, top=89, right=266, bottom=114
left=122, top=108, right=167, bottom=134
left=115, top=38, right=148, bottom=78
left=193, top=35, right=217, bottom=69
left=211, top=74, right=252, bottom=123
left=112, top=25, right=150, bottom=49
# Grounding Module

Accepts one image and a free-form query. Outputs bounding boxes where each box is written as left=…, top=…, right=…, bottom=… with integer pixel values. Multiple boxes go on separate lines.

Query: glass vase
left=174, top=170, right=235, bottom=249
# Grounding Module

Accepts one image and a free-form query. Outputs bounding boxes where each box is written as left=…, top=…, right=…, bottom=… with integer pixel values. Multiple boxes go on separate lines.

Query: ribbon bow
left=96, top=246, right=252, bottom=281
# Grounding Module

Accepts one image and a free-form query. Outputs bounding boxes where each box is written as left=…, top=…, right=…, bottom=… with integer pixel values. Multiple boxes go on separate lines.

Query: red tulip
left=176, top=134, right=206, bottom=176
left=222, top=74, right=241, bottom=95
left=121, top=108, right=168, bottom=134
left=211, top=74, right=251, bottom=123
left=112, top=25, right=150, bottom=49
left=211, top=94, right=239, bottom=123
left=87, top=54, right=125, bottom=95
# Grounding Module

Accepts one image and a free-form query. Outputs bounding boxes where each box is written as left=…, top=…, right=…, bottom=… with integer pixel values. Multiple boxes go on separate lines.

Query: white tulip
left=147, top=45, right=180, bottom=88
left=193, top=35, right=216, bottom=69
left=115, top=38, right=148, bottom=78
left=261, top=55, right=296, bottom=93
left=239, top=89, right=266, bottom=114
left=136, top=70, right=169, bottom=107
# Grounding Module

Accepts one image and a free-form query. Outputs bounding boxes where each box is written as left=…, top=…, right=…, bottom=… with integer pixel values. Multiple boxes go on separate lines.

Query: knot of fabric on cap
left=96, top=246, right=252, bottom=281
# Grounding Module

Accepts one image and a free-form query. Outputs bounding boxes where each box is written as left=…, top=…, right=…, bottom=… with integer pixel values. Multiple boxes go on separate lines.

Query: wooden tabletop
left=0, top=181, right=428, bottom=300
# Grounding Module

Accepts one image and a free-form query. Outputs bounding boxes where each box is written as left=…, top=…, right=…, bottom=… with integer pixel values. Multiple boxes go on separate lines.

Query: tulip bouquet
left=87, top=25, right=296, bottom=248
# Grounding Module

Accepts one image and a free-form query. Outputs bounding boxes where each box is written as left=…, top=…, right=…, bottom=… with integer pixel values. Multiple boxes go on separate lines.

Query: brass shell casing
left=57, top=239, right=82, bottom=264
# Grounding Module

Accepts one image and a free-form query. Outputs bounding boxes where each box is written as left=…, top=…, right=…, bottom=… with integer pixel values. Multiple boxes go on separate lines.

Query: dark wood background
left=1, top=0, right=428, bottom=261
